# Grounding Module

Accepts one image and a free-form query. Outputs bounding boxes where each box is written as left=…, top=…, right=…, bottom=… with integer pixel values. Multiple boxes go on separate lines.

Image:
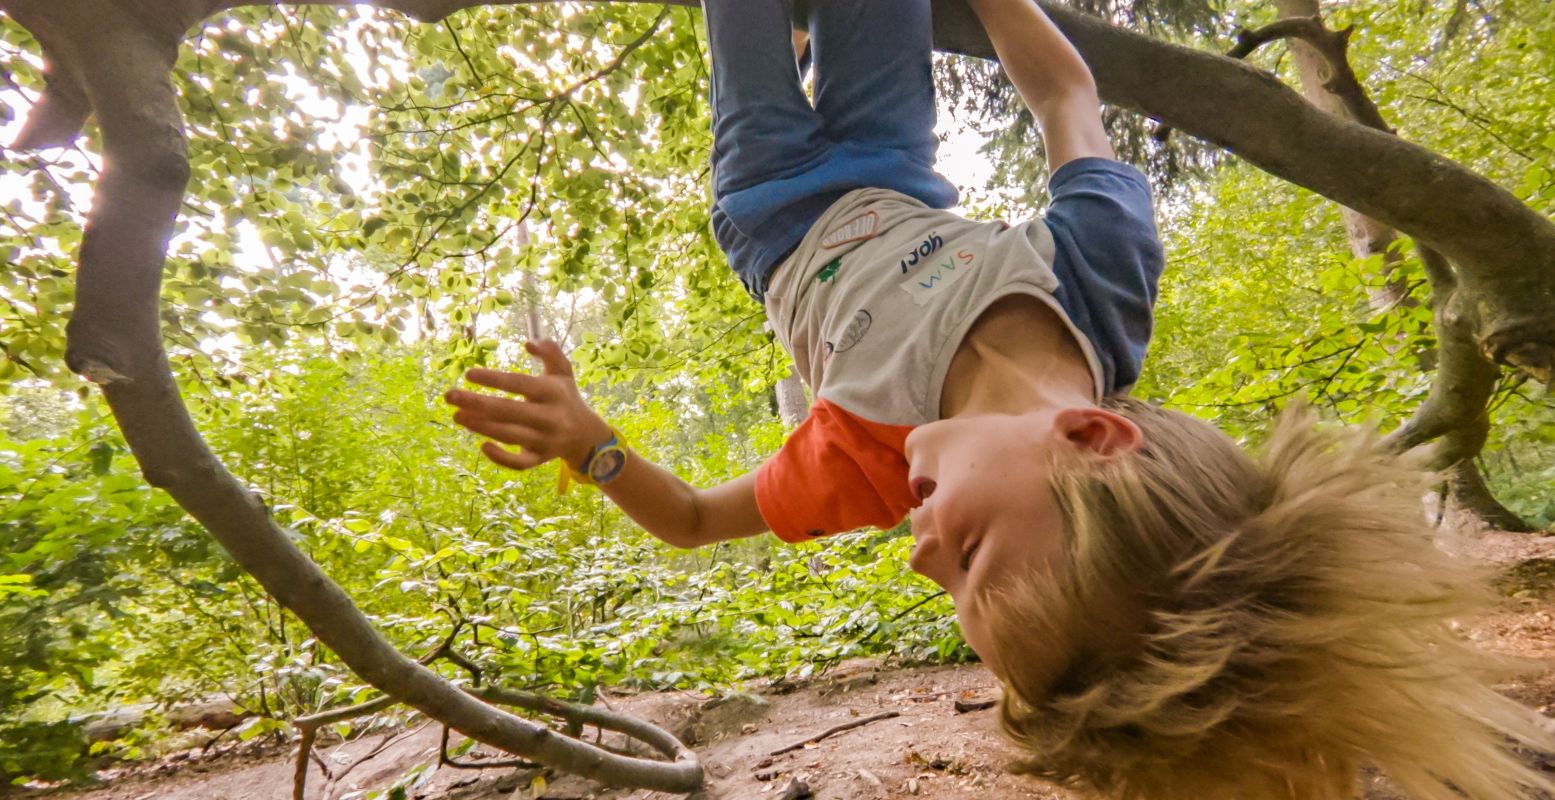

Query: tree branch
left=3, top=1, right=701, bottom=792
left=768, top=711, right=900, bottom=756
left=1381, top=290, right=1500, bottom=454
left=1220, top=18, right=1391, bottom=133
left=10, top=56, right=90, bottom=150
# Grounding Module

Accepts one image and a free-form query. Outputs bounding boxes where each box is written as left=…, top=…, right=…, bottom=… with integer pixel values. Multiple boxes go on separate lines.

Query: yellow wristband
left=557, top=427, right=629, bottom=495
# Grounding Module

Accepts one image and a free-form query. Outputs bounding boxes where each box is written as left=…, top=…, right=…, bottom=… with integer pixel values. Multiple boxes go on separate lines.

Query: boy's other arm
left=444, top=339, right=768, bottom=549
left=964, top=0, right=1114, bottom=170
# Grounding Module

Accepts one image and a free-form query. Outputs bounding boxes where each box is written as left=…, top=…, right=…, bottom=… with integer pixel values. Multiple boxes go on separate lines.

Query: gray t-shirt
left=764, top=188, right=1104, bottom=426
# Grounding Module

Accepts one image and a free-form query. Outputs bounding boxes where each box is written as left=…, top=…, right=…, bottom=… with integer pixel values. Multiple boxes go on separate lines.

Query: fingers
left=451, top=411, right=544, bottom=449
left=444, top=390, right=551, bottom=429
left=525, top=339, right=574, bottom=379
left=481, top=441, right=548, bottom=471
left=463, top=368, right=553, bottom=399
left=445, top=339, right=584, bottom=475
left=459, top=339, right=576, bottom=398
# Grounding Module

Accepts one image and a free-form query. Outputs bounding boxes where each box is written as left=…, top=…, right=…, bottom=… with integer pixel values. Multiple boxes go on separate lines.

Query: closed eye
left=959, top=540, right=982, bottom=572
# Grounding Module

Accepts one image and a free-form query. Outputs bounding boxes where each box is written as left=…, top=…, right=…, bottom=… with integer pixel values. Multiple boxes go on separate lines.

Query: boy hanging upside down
left=447, top=0, right=1555, bottom=796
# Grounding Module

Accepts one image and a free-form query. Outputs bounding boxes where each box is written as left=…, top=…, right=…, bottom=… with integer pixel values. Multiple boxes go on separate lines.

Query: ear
left=1053, top=407, right=1143, bottom=459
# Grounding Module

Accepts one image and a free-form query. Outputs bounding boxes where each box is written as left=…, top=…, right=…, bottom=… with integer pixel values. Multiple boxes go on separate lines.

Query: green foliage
left=0, top=346, right=963, bottom=783
left=0, top=391, right=200, bottom=781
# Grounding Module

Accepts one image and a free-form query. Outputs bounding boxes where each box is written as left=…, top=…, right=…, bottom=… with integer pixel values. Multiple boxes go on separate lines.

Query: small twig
left=308, top=747, right=332, bottom=778
left=442, top=648, right=484, bottom=686
left=768, top=711, right=900, bottom=756
left=296, top=693, right=399, bottom=732
left=323, top=720, right=434, bottom=795
left=888, top=591, right=946, bottom=623
left=293, top=726, right=318, bottom=800
left=199, top=721, right=242, bottom=753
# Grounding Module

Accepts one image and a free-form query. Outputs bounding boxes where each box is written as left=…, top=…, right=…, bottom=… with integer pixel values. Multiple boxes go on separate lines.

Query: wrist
left=558, top=421, right=630, bottom=494
left=566, top=417, right=615, bottom=470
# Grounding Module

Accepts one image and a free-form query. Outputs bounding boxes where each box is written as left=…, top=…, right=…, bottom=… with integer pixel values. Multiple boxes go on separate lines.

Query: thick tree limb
left=9, top=56, right=89, bottom=151
left=1264, top=0, right=1411, bottom=311
left=1425, top=402, right=1536, bottom=531
left=3, top=1, right=700, bottom=792
left=1223, top=17, right=1392, bottom=134
left=975, top=0, right=1554, bottom=380
left=1155, top=15, right=1392, bottom=143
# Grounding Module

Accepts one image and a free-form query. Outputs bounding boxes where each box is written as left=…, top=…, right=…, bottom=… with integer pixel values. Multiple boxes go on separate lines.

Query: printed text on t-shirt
left=899, top=232, right=944, bottom=274
left=901, top=248, right=976, bottom=306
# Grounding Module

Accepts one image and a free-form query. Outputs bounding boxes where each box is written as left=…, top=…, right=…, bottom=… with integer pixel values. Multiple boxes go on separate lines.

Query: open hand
left=443, top=339, right=612, bottom=472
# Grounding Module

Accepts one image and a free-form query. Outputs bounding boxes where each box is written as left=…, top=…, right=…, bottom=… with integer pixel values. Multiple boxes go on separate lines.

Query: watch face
left=589, top=448, right=627, bottom=482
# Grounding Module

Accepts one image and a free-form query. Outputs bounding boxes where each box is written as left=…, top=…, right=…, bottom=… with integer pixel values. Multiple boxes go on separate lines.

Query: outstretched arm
left=965, top=0, right=1114, bottom=170
left=444, top=340, right=769, bottom=549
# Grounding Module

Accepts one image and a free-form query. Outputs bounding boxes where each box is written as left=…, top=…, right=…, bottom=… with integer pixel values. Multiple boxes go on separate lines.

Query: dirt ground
left=33, top=530, right=1555, bottom=800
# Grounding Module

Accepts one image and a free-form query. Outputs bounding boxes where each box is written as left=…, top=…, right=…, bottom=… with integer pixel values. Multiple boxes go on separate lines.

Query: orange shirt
left=755, top=399, right=917, bottom=543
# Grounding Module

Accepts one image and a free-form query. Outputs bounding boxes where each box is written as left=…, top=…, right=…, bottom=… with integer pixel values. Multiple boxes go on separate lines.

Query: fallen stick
left=768, top=711, right=901, bottom=756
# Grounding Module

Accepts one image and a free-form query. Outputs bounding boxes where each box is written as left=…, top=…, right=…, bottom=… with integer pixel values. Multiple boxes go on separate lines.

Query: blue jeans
left=705, top=0, right=960, bottom=299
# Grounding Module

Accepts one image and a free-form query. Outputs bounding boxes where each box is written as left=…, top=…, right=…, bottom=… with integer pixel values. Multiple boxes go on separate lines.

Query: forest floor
left=37, top=529, right=1555, bottom=800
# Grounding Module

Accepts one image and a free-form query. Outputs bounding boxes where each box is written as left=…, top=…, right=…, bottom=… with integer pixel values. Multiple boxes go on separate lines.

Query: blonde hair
left=986, top=399, right=1555, bottom=800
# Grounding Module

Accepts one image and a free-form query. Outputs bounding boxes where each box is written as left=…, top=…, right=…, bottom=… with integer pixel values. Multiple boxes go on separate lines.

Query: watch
left=558, top=428, right=629, bottom=493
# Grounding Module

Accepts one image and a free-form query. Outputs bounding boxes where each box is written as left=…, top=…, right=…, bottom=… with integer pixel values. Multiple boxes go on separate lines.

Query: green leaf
left=88, top=442, right=114, bottom=476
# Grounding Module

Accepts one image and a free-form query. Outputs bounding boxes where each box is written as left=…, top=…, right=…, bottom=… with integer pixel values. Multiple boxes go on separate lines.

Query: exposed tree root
left=1449, top=460, right=1538, bottom=533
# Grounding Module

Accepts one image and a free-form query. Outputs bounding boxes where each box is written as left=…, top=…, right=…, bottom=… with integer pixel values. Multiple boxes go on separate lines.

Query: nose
left=905, top=417, right=951, bottom=463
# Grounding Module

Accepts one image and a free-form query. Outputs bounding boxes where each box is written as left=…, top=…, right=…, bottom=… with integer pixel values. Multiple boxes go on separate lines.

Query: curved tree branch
left=8, top=56, right=89, bottom=151
left=3, top=0, right=699, bottom=792
left=945, top=0, right=1555, bottom=380
left=1223, top=17, right=1392, bottom=133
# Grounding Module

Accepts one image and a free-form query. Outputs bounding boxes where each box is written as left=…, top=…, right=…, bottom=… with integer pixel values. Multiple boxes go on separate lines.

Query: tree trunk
left=1272, top=0, right=1409, bottom=309
left=774, top=372, right=808, bottom=427
left=1449, top=459, right=1538, bottom=533
left=1265, top=0, right=1531, bottom=530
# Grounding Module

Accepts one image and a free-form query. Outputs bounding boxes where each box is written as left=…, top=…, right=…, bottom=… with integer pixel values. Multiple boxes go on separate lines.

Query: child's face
left=904, top=405, right=1141, bottom=671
